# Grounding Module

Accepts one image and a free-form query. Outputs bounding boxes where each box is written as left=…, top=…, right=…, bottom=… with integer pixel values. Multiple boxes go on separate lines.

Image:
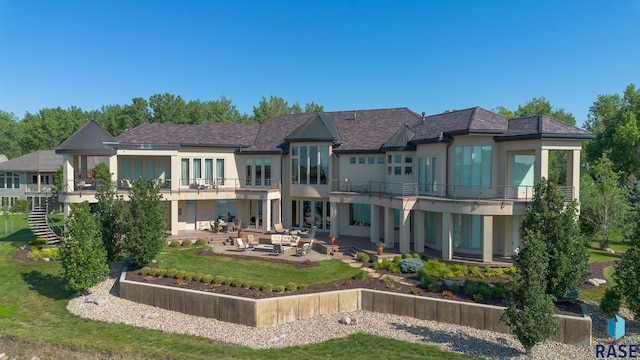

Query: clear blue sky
left=1, top=1, right=638, bottom=128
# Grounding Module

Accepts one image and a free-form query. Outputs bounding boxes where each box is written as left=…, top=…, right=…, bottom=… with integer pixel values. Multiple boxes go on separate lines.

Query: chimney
left=421, top=112, right=426, bottom=123
left=353, top=111, right=356, bottom=121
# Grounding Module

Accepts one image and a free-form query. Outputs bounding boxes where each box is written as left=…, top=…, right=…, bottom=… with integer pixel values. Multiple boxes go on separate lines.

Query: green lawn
left=587, top=247, right=621, bottom=262
left=156, top=247, right=362, bottom=285
left=589, top=239, right=631, bottom=254
left=0, top=221, right=481, bottom=359
left=578, top=265, right=616, bottom=303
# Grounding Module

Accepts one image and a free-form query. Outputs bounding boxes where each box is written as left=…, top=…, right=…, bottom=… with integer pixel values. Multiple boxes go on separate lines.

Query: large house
left=55, top=107, right=592, bottom=263
left=0, top=150, right=62, bottom=211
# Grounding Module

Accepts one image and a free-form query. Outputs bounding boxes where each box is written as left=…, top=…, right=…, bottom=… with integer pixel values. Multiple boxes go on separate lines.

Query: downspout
left=445, top=139, right=452, bottom=197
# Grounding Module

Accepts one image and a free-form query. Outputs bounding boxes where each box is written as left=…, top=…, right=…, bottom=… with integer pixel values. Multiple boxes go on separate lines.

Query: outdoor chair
left=301, top=225, right=317, bottom=239
left=246, top=234, right=259, bottom=247
left=272, top=243, right=283, bottom=256
left=296, top=239, right=314, bottom=256
left=281, top=235, right=292, bottom=245
left=271, top=234, right=283, bottom=245
left=272, top=223, right=289, bottom=234
left=236, top=238, right=250, bottom=251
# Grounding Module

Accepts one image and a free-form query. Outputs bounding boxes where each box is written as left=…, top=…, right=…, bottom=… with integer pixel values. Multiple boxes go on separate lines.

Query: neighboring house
left=0, top=150, right=63, bottom=210
left=55, top=107, right=592, bottom=263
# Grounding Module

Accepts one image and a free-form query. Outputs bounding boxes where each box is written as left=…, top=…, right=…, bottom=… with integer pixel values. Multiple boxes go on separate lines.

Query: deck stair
left=27, top=206, right=61, bottom=245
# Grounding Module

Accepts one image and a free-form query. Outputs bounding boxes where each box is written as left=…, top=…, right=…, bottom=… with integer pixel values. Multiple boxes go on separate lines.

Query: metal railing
left=330, top=179, right=575, bottom=202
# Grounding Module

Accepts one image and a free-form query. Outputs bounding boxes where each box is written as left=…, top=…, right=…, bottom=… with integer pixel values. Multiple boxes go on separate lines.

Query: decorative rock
left=443, top=279, right=455, bottom=287
left=593, top=278, right=607, bottom=285
left=84, top=297, right=96, bottom=304
left=142, top=313, right=149, bottom=319
left=0, top=353, right=5, bottom=359
left=604, top=247, right=615, bottom=254
left=340, top=316, right=352, bottom=325
left=587, top=279, right=600, bottom=287
left=31, top=357, right=41, bottom=360
left=151, top=260, right=157, bottom=263
left=350, top=318, right=358, bottom=325
left=42, top=257, right=50, bottom=262
left=95, top=298, right=107, bottom=307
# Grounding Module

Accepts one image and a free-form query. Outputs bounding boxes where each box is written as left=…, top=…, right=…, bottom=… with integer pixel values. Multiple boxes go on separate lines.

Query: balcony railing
left=25, top=184, right=54, bottom=193
left=330, top=179, right=575, bottom=202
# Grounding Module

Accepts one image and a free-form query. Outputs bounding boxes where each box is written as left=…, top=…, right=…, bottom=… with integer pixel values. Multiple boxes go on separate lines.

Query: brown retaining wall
left=119, top=271, right=591, bottom=345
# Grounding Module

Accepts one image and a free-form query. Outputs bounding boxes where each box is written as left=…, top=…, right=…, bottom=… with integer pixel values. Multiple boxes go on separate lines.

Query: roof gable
left=381, top=125, right=416, bottom=151
left=496, top=115, right=593, bottom=141
left=285, top=113, right=340, bottom=142
left=56, top=119, right=118, bottom=155
left=0, top=150, right=62, bottom=172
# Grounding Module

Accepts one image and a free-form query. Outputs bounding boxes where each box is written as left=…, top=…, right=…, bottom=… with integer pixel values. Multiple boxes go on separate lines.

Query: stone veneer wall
left=119, top=271, right=591, bottom=346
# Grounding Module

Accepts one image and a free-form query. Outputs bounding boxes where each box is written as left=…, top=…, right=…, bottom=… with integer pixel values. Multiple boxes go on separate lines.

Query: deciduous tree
left=612, top=208, right=640, bottom=319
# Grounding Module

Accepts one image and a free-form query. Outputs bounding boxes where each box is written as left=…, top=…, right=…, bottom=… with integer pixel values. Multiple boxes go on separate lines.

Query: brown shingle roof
left=116, top=123, right=259, bottom=148
left=410, top=107, right=509, bottom=143
left=56, top=119, right=118, bottom=155
left=495, top=115, right=593, bottom=141
left=0, top=150, right=62, bottom=172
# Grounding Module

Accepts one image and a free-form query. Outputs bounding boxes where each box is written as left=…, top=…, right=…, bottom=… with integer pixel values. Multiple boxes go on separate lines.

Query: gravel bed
left=67, top=263, right=640, bottom=360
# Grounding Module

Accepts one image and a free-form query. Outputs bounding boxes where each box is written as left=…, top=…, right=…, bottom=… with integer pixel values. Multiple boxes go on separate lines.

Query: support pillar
left=414, top=210, right=425, bottom=253
left=399, top=209, right=411, bottom=254
left=441, top=213, right=452, bottom=260
left=170, top=201, right=179, bottom=235
left=482, top=215, right=493, bottom=263
left=329, top=202, right=338, bottom=236
left=108, top=155, right=118, bottom=184
left=384, top=207, right=394, bottom=248
left=535, top=148, right=549, bottom=181
left=370, top=205, right=380, bottom=244
left=262, top=200, right=272, bottom=233
left=272, top=198, right=281, bottom=225
left=567, top=149, right=581, bottom=204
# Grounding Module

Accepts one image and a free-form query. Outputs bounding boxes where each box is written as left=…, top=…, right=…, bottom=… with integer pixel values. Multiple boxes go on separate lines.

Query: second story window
left=454, top=145, right=492, bottom=189
left=291, top=145, right=329, bottom=185
left=246, top=158, right=271, bottom=186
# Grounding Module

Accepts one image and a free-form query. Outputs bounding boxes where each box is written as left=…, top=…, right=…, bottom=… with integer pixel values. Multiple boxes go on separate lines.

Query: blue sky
left=1, top=1, right=638, bottom=128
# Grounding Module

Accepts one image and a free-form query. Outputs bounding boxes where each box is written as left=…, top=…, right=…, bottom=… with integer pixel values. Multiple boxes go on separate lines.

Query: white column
left=441, top=213, right=452, bottom=260
left=170, top=155, right=180, bottom=191
left=370, top=205, right=380, bottom=244
left=63, top=156, right=74, bottom=193
left=330, top=202, right=338, bottom=236
left=482, top=215, right=493, bottom=263
left=414, top=210, right=425, bottom=253
left=170, top=201, right=179, bottom=235
left=108, top=155, right=118, bottom=183
left=384, top=207, right=394, bottom=248
left=399, top=209, right=411, bottom=254
left=568, top=149, right=581, bottom=204
left=262, top=200, right=272, bottom=233
left=272, top=198, right=281, bottom=225
left=535, top=148, right=549, bottom=181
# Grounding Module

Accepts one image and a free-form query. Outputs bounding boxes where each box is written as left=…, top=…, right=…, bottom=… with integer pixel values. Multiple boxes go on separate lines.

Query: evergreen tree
left=59, top=202, right=109, bottom=293
left=95, top=177, right=126, bottom=262
left=522, top=178, right=588, bottom=299
left=612, top=208, right=640, bottom=318
left=503, top=227, right=559, bottom=353
left=123, top=178, right=167, bottom=265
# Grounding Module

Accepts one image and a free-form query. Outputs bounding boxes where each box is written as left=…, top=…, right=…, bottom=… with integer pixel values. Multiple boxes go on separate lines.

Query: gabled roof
left=116, top=122, right=258, bottom=148
left=285, top=113, right=340, bottom=142
left=56, top=119, right=118, bottom=155
left=410, top=107, right=509, bottom=143
left=0, top=150, right=62, bottom=172
left=381, top=125, right=416, bottom=151
left=495, top=115, right=594, bottom=141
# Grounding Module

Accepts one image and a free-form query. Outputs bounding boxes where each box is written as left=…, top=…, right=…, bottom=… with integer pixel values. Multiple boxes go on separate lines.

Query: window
left=377, top=156, right=384, bottom=164
left=349, top=204, right=371, bottom=226
left=265, top=159, right=272, bottom=186
left=181, top=159, right=190, bottom=186
left=426, top=212, right=438, bottom=244
left=246, top=159, right=253, bottom=185
left=368, top=156, right=374, bottom=164
left=358, top=157, right=365, bottom=164
left=512, top=154, right=535, bottom=188
left=349, top=157, right=356, bottom=164
left=388, top=166, right=392, bottom=175
left=454, top=146, right=492, bottom=189
left=193, top=159, right=201, bottom=180
left=394, top=154, right=402, bottom=163
left=255, top=159, right=263, bottom=186
left=394, top=166, right=401, bottom=175
left=405, top=166, right=413, bottom=175
left=405, top=156, right=413, bottom=163
left=291, top=145, right=330, bottom=185
left=0, top=172, right=20, bottom=189
left=216, top=159, right=225, bottom=185
left=388, top=155, right=392, bottom=163
left=453, top=214, right=481, bottom=249
left=418, top=156, right=437, bottom=195
left=204, top=159, right=213, bottom=185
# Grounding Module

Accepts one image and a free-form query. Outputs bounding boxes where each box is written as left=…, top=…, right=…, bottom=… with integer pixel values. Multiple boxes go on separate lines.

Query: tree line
left=0, top=94, right=324, bottom=159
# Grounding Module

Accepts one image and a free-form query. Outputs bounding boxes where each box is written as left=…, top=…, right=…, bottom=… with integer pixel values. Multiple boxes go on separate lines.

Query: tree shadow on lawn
left=391, top=322, right=523, bottom=358
left=0, top=229, right=36, bottom=247
left=21, top=270, right=71, bottom=300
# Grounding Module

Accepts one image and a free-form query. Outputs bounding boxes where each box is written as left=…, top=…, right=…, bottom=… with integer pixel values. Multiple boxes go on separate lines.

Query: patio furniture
left=272, top=243, right=283, bottom=256
left=281, top=235, right=292, bottom=245
left=271, top=234, right=283, bottom=245
left=296, top=239, right=314, bottom=256
left=236, top=238, right=250, bottom=251
left=119, top=179, right=132, bottom=189
left=272, top=223, right=289, bottom=234
left=246, top=234, right=259, bottom=247
left=301, top=225, right=317, bottom=239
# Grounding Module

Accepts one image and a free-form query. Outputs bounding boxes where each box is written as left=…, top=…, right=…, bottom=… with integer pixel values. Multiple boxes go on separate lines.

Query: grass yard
left=589, top=239, right=631, bottom=254
left=587, top=247, right=621, bottom=262
left=0, top=221, right=481, bottom=359
left=156, top=247, right=362, bottom=285
left=578, top=266, right=616, bottom=303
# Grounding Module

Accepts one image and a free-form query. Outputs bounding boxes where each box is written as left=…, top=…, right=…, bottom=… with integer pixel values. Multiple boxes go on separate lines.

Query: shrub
left=175, top=278, right=186, bottom=286
left=431, top=266, right=454, bottom=279
left=251, top=282, right=262, bottom=290
left=143, top=275, right=154, bottom=282
left=27, top=248, right=42, bottom=260
left=41, top=247, right=60, bottom=260
left=393, top=256, right=402, bottom=264
left=428, top=281, right=441, bottom=292
left=450, top=283, right=460, bottom=293
left=450, top=264, right=468, bottom=278
left=469, top=266, right=485, bottom=278
left=176, top=270, right=188, bottom=279
left=275, top=284, right=286, bottom=293
left=156, top=269, right=167, bottom=277
left=213, top=275, right=225, bottom=286
left=243, top=280, right=252, bottom=289
left=299, top=283, right=307, bottom=290
left=493, top=267, right=505, bottom=277
left=28, top=238, right=48, bottom=249
left=169, top=240, right=181, bottom=248
left=492, top=282, right=509, bottom=299
left=464, top=279, right=479, bottom=296
left=193, top=273, right=205, bottom=282
left=181, top=239, right=193, bottom=247
left=400, top=258, right=424, bottom=273
left=505, top=265, right=518, bottom=275
left=411, top=287, right=421, bottom=295
left=202, top=274, right=214, bottom=283
left=356, top=252, right=370, bottom=263
left=600, top=288, right=622, bottom=317
left=371, top=261, right=382, bottom=270
left=303, top=259, right=313, bottom=265
left=183, top=272, right=194, bottom=281
left=140, top=266, right=153, bottom=276
left=412, top=253, right=421, bottom=259
left=231, top=278, right=244, bottom=287
left=353, top=270, right=368, bottom=280
left=166, top=268, right=178, bottom=278
left=223, top=277, right=234, bottom=286
left=195, top=238, right=207, bottom=246
left=473, top=293, right=484, bottom=302
left=476, top=282, right=492, bottom=298
left=285, top=282, right=297, bottom=291
left=261, top=283, right=273, bottom=292
left=403, top=253, right=413, bottom=259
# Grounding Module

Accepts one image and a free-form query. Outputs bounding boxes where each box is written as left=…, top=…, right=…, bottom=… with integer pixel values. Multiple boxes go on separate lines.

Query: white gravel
left=67, top=263, right=640, bottom=359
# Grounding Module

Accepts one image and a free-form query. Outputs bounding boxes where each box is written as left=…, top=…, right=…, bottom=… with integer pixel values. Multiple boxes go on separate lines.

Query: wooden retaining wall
left=119, top=271, right=591, bottom=345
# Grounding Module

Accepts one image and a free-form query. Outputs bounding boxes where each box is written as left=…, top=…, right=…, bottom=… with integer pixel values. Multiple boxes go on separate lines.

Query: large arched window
left=0, top=172, right=20, bottom=189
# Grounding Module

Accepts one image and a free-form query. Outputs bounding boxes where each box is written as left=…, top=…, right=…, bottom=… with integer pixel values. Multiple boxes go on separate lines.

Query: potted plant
left=328, top=234, right=336, bottom=245
left=376, top=241, right=385, bottom=255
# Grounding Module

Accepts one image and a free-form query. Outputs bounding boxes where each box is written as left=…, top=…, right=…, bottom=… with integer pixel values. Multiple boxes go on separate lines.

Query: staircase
left=27, top=206, right=61, bottom=245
